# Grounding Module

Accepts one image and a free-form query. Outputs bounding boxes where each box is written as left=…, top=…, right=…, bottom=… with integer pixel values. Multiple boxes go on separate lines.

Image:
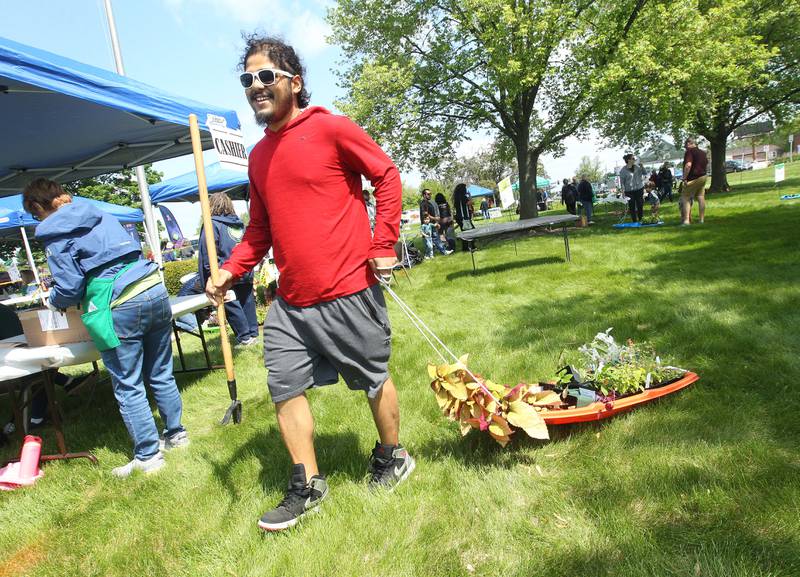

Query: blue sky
left=1, top=0, right=624, bottom=235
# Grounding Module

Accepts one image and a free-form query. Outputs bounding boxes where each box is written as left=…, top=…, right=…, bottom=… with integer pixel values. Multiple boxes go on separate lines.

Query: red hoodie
left=221, top=107, right=402, bottom=307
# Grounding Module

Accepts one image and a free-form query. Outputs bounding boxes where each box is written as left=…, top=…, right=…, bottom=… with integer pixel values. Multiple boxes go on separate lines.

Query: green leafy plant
left=574, top=329, right=686, bottom=396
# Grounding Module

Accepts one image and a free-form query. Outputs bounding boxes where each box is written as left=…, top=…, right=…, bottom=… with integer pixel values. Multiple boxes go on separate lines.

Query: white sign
left=6, top=258, right=21, bottom=283
left=775, top=163, right=785, bottom=183
left=206, top=114, right=248, bottom=173
left=37, top=310, right=69, bottom=332
left=497, top=176, right=515, bottom=208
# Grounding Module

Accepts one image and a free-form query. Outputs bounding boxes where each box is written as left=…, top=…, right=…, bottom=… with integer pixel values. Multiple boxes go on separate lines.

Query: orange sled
left=541, top=372, right=699, bottom=425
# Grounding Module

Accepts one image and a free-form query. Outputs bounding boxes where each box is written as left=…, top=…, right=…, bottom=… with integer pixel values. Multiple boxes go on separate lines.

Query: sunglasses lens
left=257, top=69, right=276, bottom=86
left=239, top=73, right=254, bottom=88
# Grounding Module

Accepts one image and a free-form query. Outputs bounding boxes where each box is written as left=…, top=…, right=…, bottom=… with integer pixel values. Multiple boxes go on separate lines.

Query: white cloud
left=288, top=10, right=331, bottom=57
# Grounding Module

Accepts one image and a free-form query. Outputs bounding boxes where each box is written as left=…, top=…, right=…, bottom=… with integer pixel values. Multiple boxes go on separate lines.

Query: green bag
left=80, top=263, right=137, bottom=352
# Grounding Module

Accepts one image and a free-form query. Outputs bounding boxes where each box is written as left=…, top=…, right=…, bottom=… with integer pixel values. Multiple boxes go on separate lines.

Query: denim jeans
left=580, top=201, right=594, bottom=221
left=225, top=282, right=259, bottom=342
left=100, top=283, right=184, bottom=460
left=626, top=188, right=644, bottom=222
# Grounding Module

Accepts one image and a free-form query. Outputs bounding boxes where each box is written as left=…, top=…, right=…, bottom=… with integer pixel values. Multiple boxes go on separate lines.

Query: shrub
left=163, top=258, right=198, bottom=295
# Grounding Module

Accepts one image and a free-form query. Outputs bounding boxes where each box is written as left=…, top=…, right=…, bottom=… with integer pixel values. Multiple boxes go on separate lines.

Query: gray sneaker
left=112, top=452, right=165, bottom=478
left=258, top=464, right=329, bottom=532
left=368, top=442, right=416, bottom=490
left=159, top=430, right=190, bottom=451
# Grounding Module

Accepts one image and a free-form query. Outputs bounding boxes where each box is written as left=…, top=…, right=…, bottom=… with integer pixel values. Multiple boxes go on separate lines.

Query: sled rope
left=376, top=274, right=503, bottom=405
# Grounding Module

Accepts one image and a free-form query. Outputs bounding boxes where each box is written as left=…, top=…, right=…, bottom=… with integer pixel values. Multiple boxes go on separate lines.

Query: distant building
left=727, top=143, right=784, bottom=163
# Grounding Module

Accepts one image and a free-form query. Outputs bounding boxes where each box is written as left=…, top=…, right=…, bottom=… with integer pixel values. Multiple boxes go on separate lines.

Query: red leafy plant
left=428, top=355, right=557, bottom=446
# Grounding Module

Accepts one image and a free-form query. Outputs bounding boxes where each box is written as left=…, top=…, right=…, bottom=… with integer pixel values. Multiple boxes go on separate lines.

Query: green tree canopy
left=575, top=156, right=604, bottom=183
left=328, top=0, right=653, bottom=219
left=597, top=0, right=800, bottom=192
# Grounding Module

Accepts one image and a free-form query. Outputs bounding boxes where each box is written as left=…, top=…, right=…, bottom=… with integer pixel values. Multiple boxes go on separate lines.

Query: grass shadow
left=202, top=427, right=362, bottom=500
left=446, top=256, right=564, bottom=280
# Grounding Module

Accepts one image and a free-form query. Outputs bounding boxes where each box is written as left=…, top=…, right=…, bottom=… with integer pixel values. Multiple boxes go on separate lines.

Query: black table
left=456, top=214, right=579, bottom=272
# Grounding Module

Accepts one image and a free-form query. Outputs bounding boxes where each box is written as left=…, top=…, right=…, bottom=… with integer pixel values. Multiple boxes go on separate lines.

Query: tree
left=597, top=0, right=800, bottom=192
left=329, top=0, right=654, bottom=219
left=63, top=165, right=163, bottom=207
left=575, top=156, right=604, bottom=183
left=0, top=166, right=165, bottom=264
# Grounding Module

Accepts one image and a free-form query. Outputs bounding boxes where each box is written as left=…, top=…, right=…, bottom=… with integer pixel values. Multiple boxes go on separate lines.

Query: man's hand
left=205, top=268, right=235, bottom=306
left=369, top=256, right=397, bottom=283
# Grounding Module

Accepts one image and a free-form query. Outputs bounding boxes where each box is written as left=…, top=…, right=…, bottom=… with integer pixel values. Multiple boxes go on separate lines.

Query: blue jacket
left=198, top=214, right=252, bottom=286
left=35, top=202, right=157, bottom=309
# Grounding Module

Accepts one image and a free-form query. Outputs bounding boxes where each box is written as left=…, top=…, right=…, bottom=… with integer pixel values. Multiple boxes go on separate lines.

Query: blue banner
left=158, top=205, right=185, bottom=246
left=123, top=223, right=141, bottom=246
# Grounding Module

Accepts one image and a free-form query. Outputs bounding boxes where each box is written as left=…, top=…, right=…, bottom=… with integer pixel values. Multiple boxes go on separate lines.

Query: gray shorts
left=263, top=285, right=392, bottom=403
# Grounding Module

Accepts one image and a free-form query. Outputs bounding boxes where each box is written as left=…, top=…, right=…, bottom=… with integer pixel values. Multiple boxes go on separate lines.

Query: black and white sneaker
left=368, top=442, right=416, bottom=490
left=258, top=464, right=328, bottom=532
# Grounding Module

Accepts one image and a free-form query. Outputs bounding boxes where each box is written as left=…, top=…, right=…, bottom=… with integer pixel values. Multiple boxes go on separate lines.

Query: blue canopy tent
left=0, top=37, right=240, bottom=266
left=0, top=194, right=143, bottom=230
left=466, top=184, right=495, bottom=198
left=150, top=161, right=249, bottom=204
left=0, top=194, right=144, bottom=284
left=0, top=37, right=240, bottom=195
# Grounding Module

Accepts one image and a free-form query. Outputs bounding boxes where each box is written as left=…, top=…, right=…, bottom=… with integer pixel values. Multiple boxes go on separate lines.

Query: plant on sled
left=572, top=328, right=685, bottom=396
left=428, top=356, right=554, bottom=446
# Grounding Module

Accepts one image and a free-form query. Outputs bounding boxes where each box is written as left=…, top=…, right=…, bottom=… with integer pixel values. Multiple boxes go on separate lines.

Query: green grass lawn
left=2, top=168, right=799, bottom=576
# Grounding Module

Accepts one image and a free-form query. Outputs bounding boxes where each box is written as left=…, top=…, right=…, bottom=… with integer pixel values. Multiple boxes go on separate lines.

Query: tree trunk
left=517, top=145, right=539, bottom=220
left=706, top=125, right=730, bottom=194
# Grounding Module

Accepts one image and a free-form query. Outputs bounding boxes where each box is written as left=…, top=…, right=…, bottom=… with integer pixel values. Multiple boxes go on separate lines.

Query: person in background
left=420, top=214, right=452, bottom=259
left=435, top=192, right=456, bottom=251
left=479, top=197, right=490, bottom=219
left=363, top=189, right=376, bottom=233
left=658, top=162, right=673, bottom=202
left=198, top=192, right=259, bottom=347
left=619, top=154, right=647, bottom=222
left=418, top=188, right=440, bottom=226
left=680, top=137, right=709, bottom=225
left=577, top=174, right=594, bottom=224
left=23, top=178, right=187, bottom=478
left=162, top=242, right=176, bottom=263
left=453, top=183, right=475, bottom=252
left=561, top=178, right=577, bottom=215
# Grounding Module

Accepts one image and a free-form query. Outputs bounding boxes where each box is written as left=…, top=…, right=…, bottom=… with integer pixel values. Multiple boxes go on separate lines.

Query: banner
left=123, top=223, right=141, bottom=246
left=497, top=176, right=515, bottom=208
left=158, top=205, right=185, bottom=246
left=775, top=163, right=785, bottom=183
left=207, top=114, right=248, bottom=172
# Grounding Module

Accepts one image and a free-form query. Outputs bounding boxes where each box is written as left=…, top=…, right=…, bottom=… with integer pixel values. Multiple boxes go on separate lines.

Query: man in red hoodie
left=206, top=35, right=414, bottom=532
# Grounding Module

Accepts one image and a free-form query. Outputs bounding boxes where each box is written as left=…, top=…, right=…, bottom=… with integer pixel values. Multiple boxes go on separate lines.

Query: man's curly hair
left=240, top=33, right=310, bottom=108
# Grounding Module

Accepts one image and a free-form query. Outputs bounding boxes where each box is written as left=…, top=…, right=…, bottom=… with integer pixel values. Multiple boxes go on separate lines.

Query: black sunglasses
left=239, top=68, right=294, bottom=89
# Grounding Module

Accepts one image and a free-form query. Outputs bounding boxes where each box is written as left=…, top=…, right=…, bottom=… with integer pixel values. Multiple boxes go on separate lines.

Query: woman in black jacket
left=435, top=192, right=455, bottom=251
left=453, top=183, right=475, bottom=252
left=198, top=192, right=259, bottom=346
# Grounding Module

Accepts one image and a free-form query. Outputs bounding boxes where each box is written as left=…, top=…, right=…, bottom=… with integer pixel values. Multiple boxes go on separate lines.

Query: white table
left=0, top=293, right=219, bottom=381
left=0, top=292, right=223, bottom=464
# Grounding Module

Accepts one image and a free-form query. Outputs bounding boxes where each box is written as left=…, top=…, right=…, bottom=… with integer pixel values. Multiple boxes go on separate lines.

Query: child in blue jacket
left=24, top=178, right=187, bottom=478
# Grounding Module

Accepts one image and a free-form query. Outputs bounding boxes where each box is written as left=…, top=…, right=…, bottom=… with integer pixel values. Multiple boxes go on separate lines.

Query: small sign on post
left=206, top=114, right=248, bottom=173
left=775, top=163, right=785, bottom=183
left=498, top=176, right=514, bottom=208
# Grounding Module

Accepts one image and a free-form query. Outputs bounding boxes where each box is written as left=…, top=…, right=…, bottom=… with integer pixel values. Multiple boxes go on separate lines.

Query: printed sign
left=38, top=310, right=69, bottom=332
left=498, top=176, right=515, bottom=208
left=775, top=163, right=785, bottom=183
left=206, top=114, right=248, bottom=172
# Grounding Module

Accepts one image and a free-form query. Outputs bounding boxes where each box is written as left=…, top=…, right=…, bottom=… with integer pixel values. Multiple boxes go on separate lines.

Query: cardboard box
left=17, top=307, right=92, bottom=347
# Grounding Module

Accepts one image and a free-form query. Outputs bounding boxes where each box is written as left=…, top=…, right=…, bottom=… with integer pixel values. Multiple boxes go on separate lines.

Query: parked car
left=725, top=159, right=752, bottom=172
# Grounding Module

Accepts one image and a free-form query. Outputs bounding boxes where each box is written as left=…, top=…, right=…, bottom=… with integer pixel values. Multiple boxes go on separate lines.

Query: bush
left=163, top=258, right=198, bottom=295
